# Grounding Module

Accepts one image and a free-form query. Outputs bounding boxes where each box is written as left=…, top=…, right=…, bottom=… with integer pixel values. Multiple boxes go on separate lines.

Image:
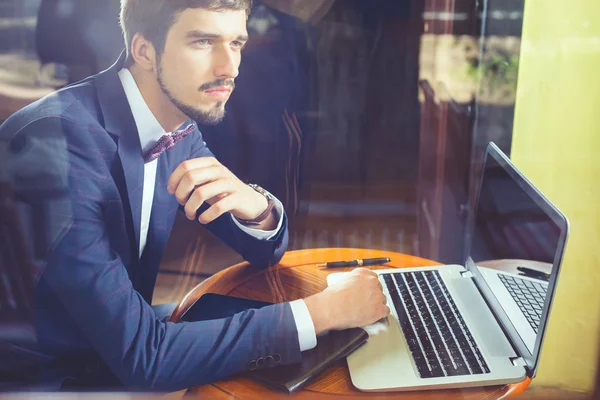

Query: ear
left=129, top=33, right=158, bottom=72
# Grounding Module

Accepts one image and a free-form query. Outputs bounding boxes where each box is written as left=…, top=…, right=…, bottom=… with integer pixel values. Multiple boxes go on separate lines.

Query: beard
left=156, top=57, right=234, bottom=126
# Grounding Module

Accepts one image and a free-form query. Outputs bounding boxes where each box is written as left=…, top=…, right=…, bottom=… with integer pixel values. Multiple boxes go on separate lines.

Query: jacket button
left=256, top=357, right=265, bottom=369
left=247, top=360, right=257, bottom=371
left=265, top=355, right=274, bottom=366
left=273, top=353, right=281, bottom=364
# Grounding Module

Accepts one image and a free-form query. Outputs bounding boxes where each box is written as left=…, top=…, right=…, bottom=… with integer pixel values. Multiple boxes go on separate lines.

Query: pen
left=517, top=266, right=550, bottom=281
left=316, top=257, right=392, bottom=269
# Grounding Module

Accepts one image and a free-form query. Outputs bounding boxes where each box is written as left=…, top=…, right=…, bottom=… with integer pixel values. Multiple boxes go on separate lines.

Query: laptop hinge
left=510, top=357, right=527, bottom=367
left=461, top=270, right=474, bottom=278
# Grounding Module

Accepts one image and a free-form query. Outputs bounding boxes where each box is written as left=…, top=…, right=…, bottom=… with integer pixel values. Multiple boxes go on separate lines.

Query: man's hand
left=167, top=157, right=271, bottom=225
left=303, top=268, right=390, bottom=335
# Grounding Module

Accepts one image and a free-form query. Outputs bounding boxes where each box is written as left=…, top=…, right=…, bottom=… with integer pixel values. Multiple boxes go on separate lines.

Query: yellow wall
left=511, top=0, right=600, bottom=392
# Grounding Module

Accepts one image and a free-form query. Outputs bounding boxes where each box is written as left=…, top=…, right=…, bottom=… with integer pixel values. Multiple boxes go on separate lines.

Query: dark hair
left=120, top=0, right=253, bottom=65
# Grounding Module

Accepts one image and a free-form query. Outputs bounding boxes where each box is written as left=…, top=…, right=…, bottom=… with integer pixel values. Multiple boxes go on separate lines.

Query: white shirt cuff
left=231, top=196, right=284, bottom=240
left=289, top=299, right=317, bottom=352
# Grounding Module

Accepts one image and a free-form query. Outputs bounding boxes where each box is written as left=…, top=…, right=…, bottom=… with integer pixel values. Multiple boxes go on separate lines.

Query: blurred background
left=0, top=0, right=599, bottom=397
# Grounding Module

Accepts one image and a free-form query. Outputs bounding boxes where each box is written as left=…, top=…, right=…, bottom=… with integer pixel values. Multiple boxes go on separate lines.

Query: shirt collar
left=117, top=68, right=166, bottom=154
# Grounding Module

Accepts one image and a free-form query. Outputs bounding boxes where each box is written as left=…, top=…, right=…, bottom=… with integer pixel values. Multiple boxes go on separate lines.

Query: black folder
left=180, top=293, right=368, bottom=393
left=247, top=325, right=367, bottom=393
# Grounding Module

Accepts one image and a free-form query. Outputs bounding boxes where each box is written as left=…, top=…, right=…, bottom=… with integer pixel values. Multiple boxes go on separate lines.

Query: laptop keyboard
left=498, top=274, right=547, bottom=333
left=383, top=271, right=490, bottom=378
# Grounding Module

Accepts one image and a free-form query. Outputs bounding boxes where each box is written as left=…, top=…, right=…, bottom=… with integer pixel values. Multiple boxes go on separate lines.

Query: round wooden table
left=170, top=248, right=531, bottom=399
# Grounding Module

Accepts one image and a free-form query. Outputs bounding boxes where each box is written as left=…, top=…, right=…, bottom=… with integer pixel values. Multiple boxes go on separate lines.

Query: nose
left=213, top=47, right=239, bottom=80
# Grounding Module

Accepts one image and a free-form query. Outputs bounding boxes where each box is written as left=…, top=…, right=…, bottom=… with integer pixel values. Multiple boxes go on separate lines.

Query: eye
left=231, top=41, right=245, bottom=49
left=194, top=39, right=211, bottom=46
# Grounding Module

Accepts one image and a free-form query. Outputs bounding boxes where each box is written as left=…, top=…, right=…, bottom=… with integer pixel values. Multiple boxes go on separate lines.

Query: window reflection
left=0, top=0, right=534, bottom=390
left=0, top=0, right=527, bottom=316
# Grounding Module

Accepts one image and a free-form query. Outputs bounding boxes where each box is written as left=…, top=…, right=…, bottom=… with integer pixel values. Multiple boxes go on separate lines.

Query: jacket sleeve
left=182, top=127, right=289, bottom=268
left=29, top=118, right=301, bottom=391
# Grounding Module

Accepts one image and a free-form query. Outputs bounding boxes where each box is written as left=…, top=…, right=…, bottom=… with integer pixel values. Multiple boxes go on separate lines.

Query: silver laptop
left=327, top=142, right=569, bottom=391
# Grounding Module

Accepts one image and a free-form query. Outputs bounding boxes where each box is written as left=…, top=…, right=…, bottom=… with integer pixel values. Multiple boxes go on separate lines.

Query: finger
left=198, top=193, right=237, bottom=224
left=207, top=192, right=228, bottom=204
left=167, top=157, right=219, bottom=194
left=184, top=180, right=232, bottom=220
left=384, top=305, right=391, bottom=316
left=173, top=165, right=222, bottom=205
left=352, top=267, right=373, bottom=276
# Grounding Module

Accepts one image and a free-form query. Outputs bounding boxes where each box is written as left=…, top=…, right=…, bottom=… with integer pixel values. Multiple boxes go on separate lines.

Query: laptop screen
left=466, top=143, right=568, bottom=374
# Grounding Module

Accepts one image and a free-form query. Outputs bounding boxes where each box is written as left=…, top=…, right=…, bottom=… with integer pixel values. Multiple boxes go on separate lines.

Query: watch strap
left=238, top=184, right=276, bottom=226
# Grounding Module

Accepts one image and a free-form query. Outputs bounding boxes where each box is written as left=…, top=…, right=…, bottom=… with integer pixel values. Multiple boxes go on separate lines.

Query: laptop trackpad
left=346, top=314, right=418, bottom=390
left=452, top=278, right=516, bottom=357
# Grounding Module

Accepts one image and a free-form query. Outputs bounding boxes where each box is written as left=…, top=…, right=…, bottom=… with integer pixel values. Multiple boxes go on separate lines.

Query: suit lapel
left=95, top=51, right=144, bottom=256
left=138, top=149, right=181, bottom=301
left=115, top=125, right=144, bottom=256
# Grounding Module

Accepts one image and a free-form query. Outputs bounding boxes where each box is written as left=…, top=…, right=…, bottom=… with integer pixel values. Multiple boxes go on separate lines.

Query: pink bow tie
left=143, top=123, right=196, bottom=163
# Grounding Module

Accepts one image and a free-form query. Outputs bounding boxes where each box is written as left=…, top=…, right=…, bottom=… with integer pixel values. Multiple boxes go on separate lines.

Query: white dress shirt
left=117, top=68, right=316, bottom=351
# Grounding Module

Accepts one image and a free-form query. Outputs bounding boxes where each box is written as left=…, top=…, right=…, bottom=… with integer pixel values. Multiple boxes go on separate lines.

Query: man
left=0, top=0, right=389, bottom=391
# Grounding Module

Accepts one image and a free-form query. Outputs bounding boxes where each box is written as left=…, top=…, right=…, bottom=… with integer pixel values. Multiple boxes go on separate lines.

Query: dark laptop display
left=470, top=155, right=561, bottom=265
left=466, top=143, right=569, bottom=376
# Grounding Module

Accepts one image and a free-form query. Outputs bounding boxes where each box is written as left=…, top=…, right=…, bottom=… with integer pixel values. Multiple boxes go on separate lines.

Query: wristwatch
left=237, top=183, right=276, bottom=226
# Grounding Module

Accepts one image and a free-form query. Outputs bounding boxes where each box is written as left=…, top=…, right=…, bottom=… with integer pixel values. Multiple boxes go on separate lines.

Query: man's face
left=156, top=8, right=248, bottom=125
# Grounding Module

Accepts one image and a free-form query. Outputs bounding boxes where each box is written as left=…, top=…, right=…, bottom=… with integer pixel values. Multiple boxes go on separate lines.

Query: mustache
left=199, top=79, right=235, bottom=91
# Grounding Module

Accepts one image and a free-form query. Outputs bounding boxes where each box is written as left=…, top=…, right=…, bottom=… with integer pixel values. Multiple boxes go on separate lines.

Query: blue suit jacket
left=0, top=53, right=298, bottom=391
